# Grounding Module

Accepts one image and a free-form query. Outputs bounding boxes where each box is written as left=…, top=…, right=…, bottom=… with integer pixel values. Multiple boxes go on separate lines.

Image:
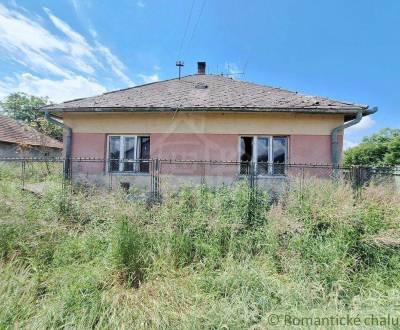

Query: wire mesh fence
left=0, top=158, right=399, bottom=197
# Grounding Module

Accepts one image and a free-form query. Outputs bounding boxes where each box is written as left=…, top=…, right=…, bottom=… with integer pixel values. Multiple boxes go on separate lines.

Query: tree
left=0, top=92, right=63, bottom=141
left=344, top=128, right=400, bottom=166
left=384, top=135, right=400, bottom=165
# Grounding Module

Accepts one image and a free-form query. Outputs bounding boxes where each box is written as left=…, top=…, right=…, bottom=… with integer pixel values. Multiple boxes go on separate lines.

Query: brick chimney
left=197, top=61, right=206, bottom=74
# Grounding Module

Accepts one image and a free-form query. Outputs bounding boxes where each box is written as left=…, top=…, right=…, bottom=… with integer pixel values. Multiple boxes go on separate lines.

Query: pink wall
left=70, top=133, right=343, bottom=175
left=150, top=133, right=238, bottom=176
left=289, top=134, right=343, bottom=165
left=72, top=133, right=106, bottom=158
left=150, top=133, right=238, bottom=161
left=71, top=133, right=106, bottom=174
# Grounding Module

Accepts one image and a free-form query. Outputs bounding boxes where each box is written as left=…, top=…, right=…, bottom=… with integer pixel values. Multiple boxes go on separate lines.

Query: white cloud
left=138, top=73, right=159, bottom=84
left=0, top=3, right=132, bottom=101
left=0, top=73, right=106, bottom=103
left=346, top=116, right=375, bottom=133
left=88, top=27, right=98, bottom=38
left=343, top=139, right=359, bottom=150
left=69, top=0, right=80, bottom=13
left=137, top=1, right=146, bottom=8
left=94, top=40, right=134, bottom=86
left=0, top=4, right=72, bottom=77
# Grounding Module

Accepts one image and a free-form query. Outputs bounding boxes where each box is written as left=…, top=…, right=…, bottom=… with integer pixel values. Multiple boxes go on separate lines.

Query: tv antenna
left=176, top=61, right=184, bottom=79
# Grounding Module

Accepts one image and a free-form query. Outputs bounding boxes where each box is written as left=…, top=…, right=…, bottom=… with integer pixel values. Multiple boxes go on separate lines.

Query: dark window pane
left=138, top=136, right=150, bottom=173
left=240, top=137, right=253, bottom=174
left=109, top=136, right=120, bottom=172
left=257, top=137, right=269, bottom=175
left=123, top=137, right=135, bottom=171
left=273, top=137, right=287, bottom=175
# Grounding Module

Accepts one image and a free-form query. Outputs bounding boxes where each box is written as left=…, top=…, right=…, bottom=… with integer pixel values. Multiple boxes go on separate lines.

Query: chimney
left=197, top=61, right=206, bottom=74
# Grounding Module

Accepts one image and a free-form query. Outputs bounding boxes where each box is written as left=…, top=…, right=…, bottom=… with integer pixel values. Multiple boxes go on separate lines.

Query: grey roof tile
left=42, top=74, right=367, bottom=112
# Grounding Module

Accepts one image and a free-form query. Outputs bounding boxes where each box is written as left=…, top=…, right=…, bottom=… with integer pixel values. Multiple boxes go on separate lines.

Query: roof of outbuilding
left=0, top=114, right=63, bottom=149
left=42, top=74, right=368, bottom=114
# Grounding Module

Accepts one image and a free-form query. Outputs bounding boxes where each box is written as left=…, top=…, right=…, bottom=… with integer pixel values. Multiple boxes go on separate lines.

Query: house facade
left=42, top=63, right=375, bottom=188
left=0, top=114, right=62, bottom=158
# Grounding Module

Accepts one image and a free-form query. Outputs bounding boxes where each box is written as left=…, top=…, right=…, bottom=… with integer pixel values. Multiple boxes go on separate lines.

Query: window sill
left=239, top=174, right=288, bottom=179
left=108, top=172, right=150, bottom=176
left=257, top=175, right=288, bottom=179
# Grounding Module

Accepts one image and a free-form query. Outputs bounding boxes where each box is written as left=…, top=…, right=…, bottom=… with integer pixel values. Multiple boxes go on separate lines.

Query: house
left=41, top=62, right=376, bottom=188
left=0, top=114, right=62, bottom=158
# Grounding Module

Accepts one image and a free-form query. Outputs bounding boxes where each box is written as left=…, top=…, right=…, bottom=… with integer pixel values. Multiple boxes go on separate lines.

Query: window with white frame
left=240, top=136, right=288, bottom=175
left=108, top=135, right=150, bottom=173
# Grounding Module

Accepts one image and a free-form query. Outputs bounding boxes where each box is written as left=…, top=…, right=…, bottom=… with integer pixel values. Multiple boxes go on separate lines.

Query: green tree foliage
left=344, top=128, right=400, bottom=166
left=0, top=92, right=62, bottom=141
left=384, top=135, right=400, bottom=165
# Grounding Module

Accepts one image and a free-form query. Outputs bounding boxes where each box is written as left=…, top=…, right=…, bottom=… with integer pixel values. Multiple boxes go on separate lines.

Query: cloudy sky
left=0, top=0, right=399, bottom=147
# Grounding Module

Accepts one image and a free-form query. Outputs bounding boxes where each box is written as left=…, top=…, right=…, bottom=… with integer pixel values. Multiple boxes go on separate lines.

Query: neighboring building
left=41, top=62, right=375, bottom=187
left=0, top=114, right=62, bottom=158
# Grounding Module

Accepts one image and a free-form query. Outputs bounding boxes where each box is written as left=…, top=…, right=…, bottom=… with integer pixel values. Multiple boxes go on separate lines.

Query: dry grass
left=1, top=166, right=400, bottom=329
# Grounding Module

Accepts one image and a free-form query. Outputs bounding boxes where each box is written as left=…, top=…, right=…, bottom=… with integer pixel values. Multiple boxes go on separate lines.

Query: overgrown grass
left=1, top=165, right=400, bottom=328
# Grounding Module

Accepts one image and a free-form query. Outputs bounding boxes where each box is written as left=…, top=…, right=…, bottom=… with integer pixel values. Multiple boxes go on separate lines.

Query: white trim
left=107, top=134, right=150, bottom=173
left=238, top=135, right=288, bottom=175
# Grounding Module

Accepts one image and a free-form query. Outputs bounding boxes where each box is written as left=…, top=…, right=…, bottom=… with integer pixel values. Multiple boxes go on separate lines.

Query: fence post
left=201, top=162, right=206, bottom=185
left=21, top=159, right=26, bottom=189
left=248, top=161, right=255, bottom=189
left=300, top=166, right=305, bottom=203
left=246, top=161, right=259, bottom=227
left=108, top=160, right=112, bottom=190
left=151, top=159, right=161, bottom=199
left=61, top=160, right=65, bottom=190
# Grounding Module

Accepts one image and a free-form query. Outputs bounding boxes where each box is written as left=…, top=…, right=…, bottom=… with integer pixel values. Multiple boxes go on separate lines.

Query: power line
left=178, top=0, right=196, bottom=58
left=186, top=0, right=207, bottom=49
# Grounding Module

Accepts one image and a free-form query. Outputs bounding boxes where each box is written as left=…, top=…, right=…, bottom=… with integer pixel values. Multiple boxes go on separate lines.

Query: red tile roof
left=0, top=114, right=62, bottom=149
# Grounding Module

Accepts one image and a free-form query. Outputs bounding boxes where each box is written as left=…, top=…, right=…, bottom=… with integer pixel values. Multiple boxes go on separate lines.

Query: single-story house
left=41, top=62, right=376, bottom=188
left=0, top=114, right=62, bottom=158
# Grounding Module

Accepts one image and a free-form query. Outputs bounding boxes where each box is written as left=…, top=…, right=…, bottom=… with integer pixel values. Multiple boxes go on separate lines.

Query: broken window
left=240, top=136, right=288, bottom=175
left=240, top=137, right=253, bottom=174
left=272, top=137, right=287, bottom=175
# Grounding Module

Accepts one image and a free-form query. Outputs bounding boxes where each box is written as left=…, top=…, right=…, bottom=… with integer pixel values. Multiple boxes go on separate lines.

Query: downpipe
left=331, top=107, right=378, bottom=168
left=44, top=112, right=72, bottom=180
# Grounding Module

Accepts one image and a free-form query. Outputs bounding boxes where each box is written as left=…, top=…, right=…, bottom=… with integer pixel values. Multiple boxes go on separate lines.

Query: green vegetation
left=344, top=128, right=400, bottom=166
left=1, top=165, right=400, bottom=328
left=0, top=92, right=62, bottom=141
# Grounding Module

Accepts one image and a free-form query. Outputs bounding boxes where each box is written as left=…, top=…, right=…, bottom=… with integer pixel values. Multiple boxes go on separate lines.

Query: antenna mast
left=176, top=61, right=184, bottom=79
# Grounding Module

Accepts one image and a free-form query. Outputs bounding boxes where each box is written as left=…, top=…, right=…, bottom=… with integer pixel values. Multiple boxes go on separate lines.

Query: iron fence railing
left=0, top=157, right=399, bottom=196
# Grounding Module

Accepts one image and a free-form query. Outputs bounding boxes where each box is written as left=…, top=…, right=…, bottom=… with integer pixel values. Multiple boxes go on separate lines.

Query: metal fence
left=0, top=158, right=399, bottom=196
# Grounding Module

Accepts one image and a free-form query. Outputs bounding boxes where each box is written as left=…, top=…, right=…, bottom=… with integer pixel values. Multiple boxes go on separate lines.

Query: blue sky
left=0, top=0, right=399, bottom=147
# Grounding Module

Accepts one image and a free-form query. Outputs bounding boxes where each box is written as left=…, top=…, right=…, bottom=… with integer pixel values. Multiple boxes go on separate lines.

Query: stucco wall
left=150, top=133, right=238, bottom=161
left=66, top=112, right=344, bottom=165
left=71, top=132, right=342, bottom=166
left=71, top=133, right=106, bottom=158
left=63, top=112, right=344, bottom=135
left=289, top=134, right=343, bottom=165
left=70, top=133, right=106, bottom=175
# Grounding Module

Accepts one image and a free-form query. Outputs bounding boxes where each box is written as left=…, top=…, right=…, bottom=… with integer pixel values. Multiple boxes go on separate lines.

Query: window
left=239, top=136, right=288, bottom=175
left=108, top=135, right=150, bottom=173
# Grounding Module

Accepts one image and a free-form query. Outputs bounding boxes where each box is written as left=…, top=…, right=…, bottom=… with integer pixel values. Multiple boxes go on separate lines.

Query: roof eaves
left=38, top=106, right=367, bottom=114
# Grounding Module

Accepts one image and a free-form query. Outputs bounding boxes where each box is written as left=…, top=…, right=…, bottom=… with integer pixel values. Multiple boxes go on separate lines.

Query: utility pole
left=176, top=61, right=184, bottom=79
